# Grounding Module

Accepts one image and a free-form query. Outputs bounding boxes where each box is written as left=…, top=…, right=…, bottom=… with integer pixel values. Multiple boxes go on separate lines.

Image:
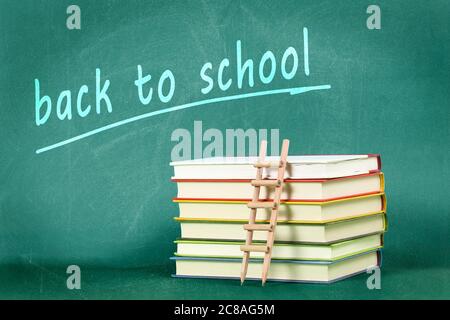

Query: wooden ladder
left=240, top=139, right=290, bottom=286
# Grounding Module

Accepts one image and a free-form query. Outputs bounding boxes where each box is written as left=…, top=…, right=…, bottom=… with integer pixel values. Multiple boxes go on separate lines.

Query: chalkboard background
left=0, top=0, right=448, bottom=299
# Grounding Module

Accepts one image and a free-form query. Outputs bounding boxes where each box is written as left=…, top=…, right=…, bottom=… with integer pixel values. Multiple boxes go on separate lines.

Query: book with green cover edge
left=170, top=248, right=381, bottom=265
left=174, top=232, right=385, bottom=247
left=173, top=212, right=388, bottom=226
left=173, top=234, right=384, bottom=261
left=170, top=250, right=383, bottom=284
left=173, top=246, right=382, bottom=262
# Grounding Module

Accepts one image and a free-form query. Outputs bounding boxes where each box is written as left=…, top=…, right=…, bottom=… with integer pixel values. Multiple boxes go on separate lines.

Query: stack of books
left=170, top=154, right=387, bottom=283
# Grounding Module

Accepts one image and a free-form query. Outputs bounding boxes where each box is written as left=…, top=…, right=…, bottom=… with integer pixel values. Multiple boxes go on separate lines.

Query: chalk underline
left=35, top=84, right=331, bottom=154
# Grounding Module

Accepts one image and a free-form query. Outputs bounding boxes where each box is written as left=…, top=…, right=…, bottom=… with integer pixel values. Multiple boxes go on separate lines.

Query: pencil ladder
left=240, top=139, right=290, bottom=286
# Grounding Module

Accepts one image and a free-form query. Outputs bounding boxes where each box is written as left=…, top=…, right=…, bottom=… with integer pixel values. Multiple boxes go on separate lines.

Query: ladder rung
left=253, top=161, right=282, bottom=168
left=247, top=201, right=276, bottom=209
left=251, top=179, right=280, bottom=187
left=243, top=224, right=273, bottom=231
left=240, top=244, right=269, bottom=253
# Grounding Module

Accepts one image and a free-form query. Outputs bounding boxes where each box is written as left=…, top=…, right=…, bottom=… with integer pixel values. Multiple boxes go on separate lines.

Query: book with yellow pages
left=174, top=192, right=386, bottom=223
left=170, top=154, right=381, bottom=179
left=171, top=250, right=382, bottom=283
left=173, top=172, right=384, bottom=201
left=175, top=213, right=387, bottom=243
left=175, top=233, right=384, bottom=261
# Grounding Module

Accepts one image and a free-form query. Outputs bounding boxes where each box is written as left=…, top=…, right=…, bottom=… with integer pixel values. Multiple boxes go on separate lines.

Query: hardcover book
left=172, top=250, right=381, bottom=283
left=173, top=172, right=384, bottom=201
left=175, top=213, right=387, bottom=243
left=175, top=233, right=384, bottom=261
left=174, top=192, right=386, bottom=223
left=170, top=154, right=381, bottom=179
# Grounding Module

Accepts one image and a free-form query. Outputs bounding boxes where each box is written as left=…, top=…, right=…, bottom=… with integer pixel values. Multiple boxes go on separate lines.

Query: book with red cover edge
left=171, top=171, right=381, bottom=183
left=173, top=191, right=386, bottom=206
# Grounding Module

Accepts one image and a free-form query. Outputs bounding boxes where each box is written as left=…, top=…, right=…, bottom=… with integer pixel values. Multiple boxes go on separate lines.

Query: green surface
left=0, top=0, right=449, bottom=299
left=0, top=257, right=448, bottom=300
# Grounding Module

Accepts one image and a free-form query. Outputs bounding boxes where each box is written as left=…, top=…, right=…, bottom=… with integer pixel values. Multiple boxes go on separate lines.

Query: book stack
left=170, top=154, right=387, bottom=283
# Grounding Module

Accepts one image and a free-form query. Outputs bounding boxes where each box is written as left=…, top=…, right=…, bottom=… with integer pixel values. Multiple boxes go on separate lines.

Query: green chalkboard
left=0, top=0, right=449, bottom=299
